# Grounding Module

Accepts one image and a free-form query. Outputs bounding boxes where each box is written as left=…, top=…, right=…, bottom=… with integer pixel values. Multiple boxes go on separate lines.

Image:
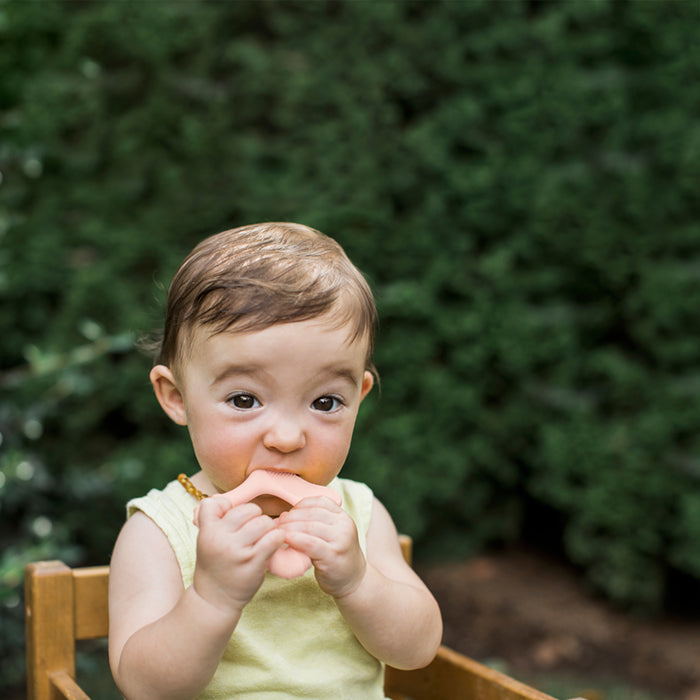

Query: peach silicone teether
left=193, top=470, right=342, bottom=579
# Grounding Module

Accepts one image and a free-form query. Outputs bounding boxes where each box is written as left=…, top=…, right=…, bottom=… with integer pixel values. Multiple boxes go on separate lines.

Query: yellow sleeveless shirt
left=127, top=476, right=386, bottom=699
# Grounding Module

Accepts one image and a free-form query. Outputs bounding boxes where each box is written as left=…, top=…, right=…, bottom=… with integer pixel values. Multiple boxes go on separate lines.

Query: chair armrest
left=50, top=670, right=91, bottom=700
left=385, top=645, right=557, bottom=700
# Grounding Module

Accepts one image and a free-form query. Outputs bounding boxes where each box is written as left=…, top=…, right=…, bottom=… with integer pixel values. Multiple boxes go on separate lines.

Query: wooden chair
left=25, top=536, right=558, bottom=700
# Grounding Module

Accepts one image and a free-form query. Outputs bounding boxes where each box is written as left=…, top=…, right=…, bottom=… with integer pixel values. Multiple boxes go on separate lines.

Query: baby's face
left=172, top=316, right=373, bottom=514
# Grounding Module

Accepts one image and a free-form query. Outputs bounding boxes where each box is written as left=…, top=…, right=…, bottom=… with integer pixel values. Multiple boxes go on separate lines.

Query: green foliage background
left=2, top=0, right=700, bottom=692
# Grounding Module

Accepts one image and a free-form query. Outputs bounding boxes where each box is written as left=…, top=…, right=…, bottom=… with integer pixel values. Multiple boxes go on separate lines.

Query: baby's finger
left=254, top=526, right=287, bottom=559
left=281, top=528, right=325, bottom=558
left=234, top=511, right=281, bottom=546
left=194, top=494, right=233, bottom=527
left=278, top=516, right=334, bottom=543
left=197, top=497, right=262, bottom=530
left=279, top=502, right=343, bottom=530
left=291, top=495, right=343, bottom=512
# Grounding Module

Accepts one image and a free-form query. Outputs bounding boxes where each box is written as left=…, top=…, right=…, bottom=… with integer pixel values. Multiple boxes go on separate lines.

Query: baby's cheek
left=191, top=430, right=245, bottom=479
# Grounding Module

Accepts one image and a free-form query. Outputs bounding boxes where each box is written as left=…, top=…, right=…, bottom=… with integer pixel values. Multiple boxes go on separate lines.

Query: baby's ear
left=360, top=370, right=374, bottom=401
left=149, top=365, right=187, bottom=425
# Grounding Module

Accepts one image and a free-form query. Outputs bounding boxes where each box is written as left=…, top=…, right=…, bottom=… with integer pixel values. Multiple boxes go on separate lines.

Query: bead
left=178, top=473, right=208, bottom=501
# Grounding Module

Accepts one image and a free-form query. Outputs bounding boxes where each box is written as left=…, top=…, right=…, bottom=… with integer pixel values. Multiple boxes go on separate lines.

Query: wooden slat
left=386, top=645, right=557, bottom=700
left=73, top=566, right=110, bottom=639
left=50, top=670, right=91, bottom=700
left=398, top=533, right=412, bottom=566
left=25, top=561, right=76, bottom=700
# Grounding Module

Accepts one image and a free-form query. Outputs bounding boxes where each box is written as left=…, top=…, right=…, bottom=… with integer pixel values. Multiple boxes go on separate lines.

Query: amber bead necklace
left=177, top=473, right=209, bottom=501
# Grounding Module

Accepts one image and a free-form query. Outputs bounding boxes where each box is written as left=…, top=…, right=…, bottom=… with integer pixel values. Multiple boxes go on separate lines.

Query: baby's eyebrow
left=210, top=364, right=264, bottom=387
left=209, top=363, right=361, bottom=388
left=323, top=366, right=361, bottom=386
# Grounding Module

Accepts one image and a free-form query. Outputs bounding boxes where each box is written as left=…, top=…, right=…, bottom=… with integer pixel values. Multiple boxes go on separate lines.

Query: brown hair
left=156, top=222, right=377, bottom=373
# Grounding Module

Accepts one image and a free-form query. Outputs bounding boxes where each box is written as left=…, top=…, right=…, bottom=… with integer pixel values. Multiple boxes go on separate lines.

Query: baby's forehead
left=175, top=315, right=371, bottom=368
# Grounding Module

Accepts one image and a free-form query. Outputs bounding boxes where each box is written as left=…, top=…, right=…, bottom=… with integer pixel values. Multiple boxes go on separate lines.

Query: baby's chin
left=252, top=494, right=293, bottom=517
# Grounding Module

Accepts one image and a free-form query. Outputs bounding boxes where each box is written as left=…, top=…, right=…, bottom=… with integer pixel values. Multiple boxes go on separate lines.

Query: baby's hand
left=193, top=495, right=285, bottom=614
left=278, top=497, right=366, bottom=598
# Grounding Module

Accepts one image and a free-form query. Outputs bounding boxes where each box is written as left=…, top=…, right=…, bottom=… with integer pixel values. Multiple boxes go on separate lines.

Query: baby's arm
left=280, top=496, right=443, bottom=669
left=336, top=498, right=443, bottom=668
left=108, top=497, right=284, bottom=700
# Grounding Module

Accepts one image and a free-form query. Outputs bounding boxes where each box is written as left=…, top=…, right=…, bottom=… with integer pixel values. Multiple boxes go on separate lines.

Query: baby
left=108, top=222, right=442, bottom=699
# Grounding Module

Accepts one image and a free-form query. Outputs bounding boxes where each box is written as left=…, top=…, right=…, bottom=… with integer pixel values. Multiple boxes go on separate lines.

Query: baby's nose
left=263, top=415, right=306, bottom=453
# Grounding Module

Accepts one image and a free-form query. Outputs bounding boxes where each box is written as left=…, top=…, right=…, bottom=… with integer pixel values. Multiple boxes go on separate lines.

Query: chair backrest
left=25, top=535, right=556, bottom=700
left=25, top=560, right=109, bottom=700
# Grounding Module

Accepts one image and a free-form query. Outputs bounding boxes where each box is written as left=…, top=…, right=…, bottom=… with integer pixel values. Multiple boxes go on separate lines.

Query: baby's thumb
left=193, top=495, right=231, bottom=528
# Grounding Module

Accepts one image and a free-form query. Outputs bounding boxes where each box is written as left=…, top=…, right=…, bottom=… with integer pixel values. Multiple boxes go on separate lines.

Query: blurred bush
left=2, top=0, right=700, bottom=692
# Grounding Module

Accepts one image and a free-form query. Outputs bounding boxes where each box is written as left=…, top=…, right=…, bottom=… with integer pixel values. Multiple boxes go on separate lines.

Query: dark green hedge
left=2, top=0, right=700, bottom=691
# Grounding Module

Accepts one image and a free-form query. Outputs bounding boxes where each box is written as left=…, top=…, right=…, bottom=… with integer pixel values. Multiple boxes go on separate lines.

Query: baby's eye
left=312, top=396, right=343, bottom=412
left=228, top=393, right=260, bottom=410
